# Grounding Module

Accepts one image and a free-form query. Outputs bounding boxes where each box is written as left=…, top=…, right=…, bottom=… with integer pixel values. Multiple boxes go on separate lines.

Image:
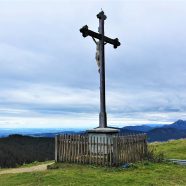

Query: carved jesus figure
left=95, top=41, right=100, bottom=73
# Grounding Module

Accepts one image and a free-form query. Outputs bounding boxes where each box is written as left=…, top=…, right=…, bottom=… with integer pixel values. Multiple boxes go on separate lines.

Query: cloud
left=0, top=0, right=186, bottom=128
left=0, top=83, right=186, bottom=128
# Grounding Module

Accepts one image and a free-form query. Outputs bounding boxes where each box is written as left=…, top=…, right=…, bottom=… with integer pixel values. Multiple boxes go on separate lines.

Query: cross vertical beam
left=80, top=11, right=120, bottom=129
left=97, top=11, right=107, bottom=128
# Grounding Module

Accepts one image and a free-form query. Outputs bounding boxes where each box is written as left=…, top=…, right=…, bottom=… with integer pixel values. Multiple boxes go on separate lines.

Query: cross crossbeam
left=80, top=11, right=121, bottom=128
left=80, top=25, right=120, bottom=48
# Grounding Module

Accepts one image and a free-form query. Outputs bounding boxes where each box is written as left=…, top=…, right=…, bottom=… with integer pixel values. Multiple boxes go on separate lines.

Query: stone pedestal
left=86, top=127, right=119, bottom=154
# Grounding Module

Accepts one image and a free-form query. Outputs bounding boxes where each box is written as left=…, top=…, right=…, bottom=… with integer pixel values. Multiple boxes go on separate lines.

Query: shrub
left=146, top=146, right=165, bottom=163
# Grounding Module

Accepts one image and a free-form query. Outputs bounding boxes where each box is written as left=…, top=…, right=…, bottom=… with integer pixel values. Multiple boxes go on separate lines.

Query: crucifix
left=80, top=11, right=120, bottom=129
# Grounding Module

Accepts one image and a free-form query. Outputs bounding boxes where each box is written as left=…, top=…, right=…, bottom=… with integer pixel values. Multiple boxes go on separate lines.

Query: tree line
left=0, top=134, right=54, bottom=168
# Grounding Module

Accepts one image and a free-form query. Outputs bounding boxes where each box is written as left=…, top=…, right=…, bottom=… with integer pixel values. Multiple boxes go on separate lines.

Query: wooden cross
left=80, top=11, right=121, bottom=128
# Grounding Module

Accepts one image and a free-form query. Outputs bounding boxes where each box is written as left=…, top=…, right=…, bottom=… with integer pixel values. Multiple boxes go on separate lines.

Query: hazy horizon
left=0, top=121, right=173, bottom=129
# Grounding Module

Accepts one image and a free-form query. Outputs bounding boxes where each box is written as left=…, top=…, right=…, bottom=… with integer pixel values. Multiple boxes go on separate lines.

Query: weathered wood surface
left=55, top=133, right=147, bottom=166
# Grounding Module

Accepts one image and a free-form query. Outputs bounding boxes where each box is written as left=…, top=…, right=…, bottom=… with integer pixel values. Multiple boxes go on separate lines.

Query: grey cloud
left=0, top=0, right=186, bottom=127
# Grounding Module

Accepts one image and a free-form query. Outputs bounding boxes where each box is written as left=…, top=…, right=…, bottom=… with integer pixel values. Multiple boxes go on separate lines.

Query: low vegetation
left=0, top=162, right=185, bottom=186
left=150, top=138, right=186, bottom=159
left=0, top=138, right=185, bottom=185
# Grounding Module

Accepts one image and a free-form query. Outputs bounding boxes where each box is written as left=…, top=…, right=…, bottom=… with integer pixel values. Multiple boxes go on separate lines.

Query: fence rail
left=55, top=133, right=147, bottom=166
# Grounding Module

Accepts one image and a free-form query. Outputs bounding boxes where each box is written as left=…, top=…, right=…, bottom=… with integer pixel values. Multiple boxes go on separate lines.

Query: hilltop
left=0, top=139, right=185, bottom=186
left=163, top=120, right=186, bottom=130
left=150, top=138, right=186, bottom=159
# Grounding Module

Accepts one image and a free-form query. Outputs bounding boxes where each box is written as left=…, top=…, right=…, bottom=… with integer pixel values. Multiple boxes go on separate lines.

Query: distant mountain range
left=0, top=128, right=85, bottom=138
left=0, top=120, right=186, bottom=142
left=121, top=120, right=186, bottom=142
left=123, top=125, right=154, bottom=132
left=163, top=119, right=186, bottom=130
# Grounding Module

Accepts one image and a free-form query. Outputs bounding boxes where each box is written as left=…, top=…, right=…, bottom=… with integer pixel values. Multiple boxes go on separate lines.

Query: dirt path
left=0, top=162, right=53, bottom=175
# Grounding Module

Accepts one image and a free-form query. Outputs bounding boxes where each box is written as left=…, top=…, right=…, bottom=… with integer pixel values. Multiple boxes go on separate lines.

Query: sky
left=0, top=0, right=186, bottom=128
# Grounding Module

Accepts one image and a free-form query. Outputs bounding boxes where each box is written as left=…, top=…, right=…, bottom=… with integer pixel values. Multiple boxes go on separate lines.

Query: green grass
left=150, top=139, right=186, bottom=159
left=0, top=139, right=185, bottom=186
left=0, top=162, right=185, bottom=186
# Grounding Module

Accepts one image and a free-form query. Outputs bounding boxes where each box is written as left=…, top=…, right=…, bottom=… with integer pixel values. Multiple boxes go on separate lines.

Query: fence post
left=112, top=136, right=118, bottom=166
left=55, top=135, right=58, bottom=162
left=144, top=134, right=148, bottom=158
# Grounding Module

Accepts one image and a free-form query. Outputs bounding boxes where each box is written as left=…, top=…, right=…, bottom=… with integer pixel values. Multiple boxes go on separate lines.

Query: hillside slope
left=147, top=128, right=186, bottom=142
left=0, top=135, right=54, bottom=168
left=0, top=139, right=185, bottom=186
left=150, top=138, right=186, bottom=159
left=122, top=125, right=153, bottom=132
left=0, top=162, right=185, bottom=186
left=164, top=120, right=186, bottom=130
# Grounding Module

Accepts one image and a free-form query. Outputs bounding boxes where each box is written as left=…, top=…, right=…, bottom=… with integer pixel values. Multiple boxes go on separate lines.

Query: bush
left=146, top=146, right=165, bottom=163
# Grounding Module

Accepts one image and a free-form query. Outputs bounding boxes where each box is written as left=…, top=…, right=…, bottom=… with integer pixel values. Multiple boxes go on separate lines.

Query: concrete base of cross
left=86, top=127, right=119, bottom=154
left=87, top=127, right=119, bottom=134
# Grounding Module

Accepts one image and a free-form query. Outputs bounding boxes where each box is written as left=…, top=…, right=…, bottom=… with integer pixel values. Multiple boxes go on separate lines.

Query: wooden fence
left=55, top=134, right=147, bottom=166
